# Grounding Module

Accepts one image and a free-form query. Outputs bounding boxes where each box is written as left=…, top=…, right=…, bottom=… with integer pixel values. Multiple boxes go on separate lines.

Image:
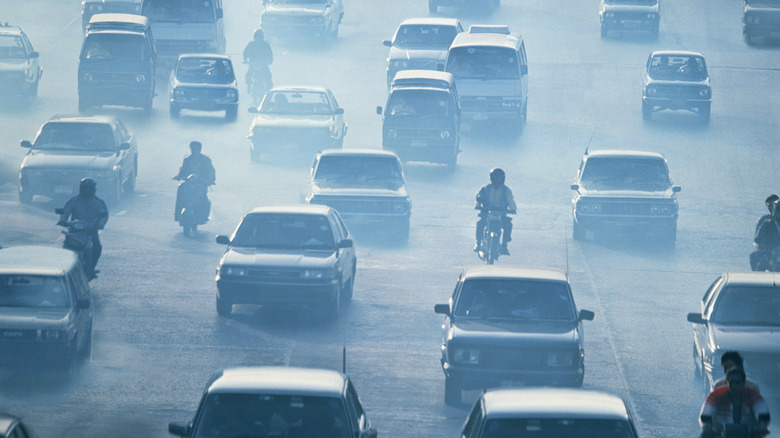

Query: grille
left=392, top=128, right=440, bottom=139
left=247, top=268, right=302, bottom=280
left=316, top=198, right=401, bottom=214
left=651, top=84, right=705, bottom=98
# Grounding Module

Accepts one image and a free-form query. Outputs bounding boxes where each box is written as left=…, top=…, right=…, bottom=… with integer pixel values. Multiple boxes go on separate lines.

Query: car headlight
left=82, top=72, right=93, bottom=82
left=388, top=129, right=397, bottom=138
left=302, top=269, right=336, bottom=280
left=174, top=88, right=186, bottom=98
left=87, top=4, right=102, bottom=12
left=578, top=202, right=601, bottom=213
left=394, top=199, right=411, bottom=213
left=747, top=15, right=759, bottom=25
left=41, top=329, right=65, bottom=341
left=226, top=89, right=238, bottom=100
left=605, top=11, right=615, bottom=18
left=647, top=13, right=657, bottom=19
left=547, top=351, right=575, bottom=367
left=440, top=130, right=450, bottom=140
left=649, top=203, right=675, bottom=214
left=221, top=266, right=248, bottom=277
left=452, top=347, right=480, bottom=364
left=647, top=85, right=656, bottom=96
left=135, top=74, right=146, bottom=83
left=309, top=16, right=324, bottom=24
left=699, top=88, right=710, bottom=97
left=391, top=60, right=408, bottom=69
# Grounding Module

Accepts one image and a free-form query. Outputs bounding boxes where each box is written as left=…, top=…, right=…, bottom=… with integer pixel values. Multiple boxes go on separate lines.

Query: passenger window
left=461, top=402, right=484, bottom=438
left=345, top=382, right=365, bottom=430
left=703, top=277, right=723, bottom=317
left=10, top=424, right=30, bottom=438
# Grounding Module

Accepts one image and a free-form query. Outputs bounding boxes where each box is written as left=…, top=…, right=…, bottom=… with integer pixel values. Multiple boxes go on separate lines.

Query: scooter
left=175, top=176, right=210, bottom=237
left=245, top=62, right=272, bottom=107
left=477, top=210, right=505, bottom=265
left=55, top=208, right=94, bottom=276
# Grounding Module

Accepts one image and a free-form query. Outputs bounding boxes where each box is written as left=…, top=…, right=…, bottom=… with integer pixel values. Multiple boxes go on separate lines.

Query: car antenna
left=584, top=129, right=595, bottom=156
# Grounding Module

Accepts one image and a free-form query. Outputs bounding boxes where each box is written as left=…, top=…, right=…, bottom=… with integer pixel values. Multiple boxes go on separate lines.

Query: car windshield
left=481, top=418, right=636, bottom=438
left=711, top=286, right=780, bottom=326
left=0, top=35, right=27, bottom=59
left=33, top=122, right=116, bottom=151
left=647, top=54, right=708, bottom=81
left=446, top=46, right=520, bottom=80
left=604, top=0, right=657, bottom=5
left=580, top=157, right=671, bottom=186
left=745, top=0, right=780, bottom=5
left=259, top=91, right=332, bottom=115
left=192, top=393, right=349, bottom=438
left=314, top=155, right=404, bottom=187
left=176, top=58, right=235, bottom=84
left=142, top=0, right=216, bottom=22
left=394, top=24, right=459, bottom=48
left=386, top=89, right=452, bottom=118
left=81, top=33, right=147, bottom=61
left=0, top=275, right=70, bottom=308
left=453, top=279, right=575, bottom=320
left=231, top=213, right=335, bottom=250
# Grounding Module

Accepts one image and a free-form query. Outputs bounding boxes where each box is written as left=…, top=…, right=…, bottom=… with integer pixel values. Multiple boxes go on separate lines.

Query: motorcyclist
left=174, top=141, right=215, bottom=223
left=242, top=29, right=273, bottom=97
left=475, top=168, right=517, bottom=255
left=58, top=178, right=109, bottom=280
left=699, top=367, right=770, bottom=438
left=751, top=198, right=780, bottom=271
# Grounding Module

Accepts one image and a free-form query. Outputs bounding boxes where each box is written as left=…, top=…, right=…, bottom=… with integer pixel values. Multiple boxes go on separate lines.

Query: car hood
left=711, top=324, right=780, bottom=352
left=0, top=307, right=70, bottom=329
left=21, top=149, right=118, bottom=170
left=264, top=3, right=327, bottom=15
left=0, top=59, right=29, bottom=73
left=251, top=114, right=333, bottom=129
left=311, top=180, right=408, bottom=195
left=449, top=318, right=579, bottom=346
left=221, top=247, right=336, bottom=269
left=387, top=46, right=448, bottom=63
left=576, top=183, right=674, bottom=198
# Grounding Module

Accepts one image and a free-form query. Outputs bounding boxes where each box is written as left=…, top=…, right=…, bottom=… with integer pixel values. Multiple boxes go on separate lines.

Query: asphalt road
left=1, top=0, right=779, bottom=437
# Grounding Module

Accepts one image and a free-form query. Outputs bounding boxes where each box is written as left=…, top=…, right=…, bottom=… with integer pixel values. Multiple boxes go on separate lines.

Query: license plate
left=411, top=140, right=427, bottom=147
left=55, top=185, right=74, bottom=194
left=473, top=113, right=488, bottom=120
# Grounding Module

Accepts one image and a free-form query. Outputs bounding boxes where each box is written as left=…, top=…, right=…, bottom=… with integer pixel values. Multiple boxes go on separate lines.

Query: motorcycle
left=175, top=176, right=210, bottom=237
left=245, top=61, right=272, bottom=107
left=477, top=210, right=505, bottom=265
left=55, top=208, right=94, bottom=277
left=701, top=415, right=769, bottom=438
left=750, top=246, right=780, bottom=272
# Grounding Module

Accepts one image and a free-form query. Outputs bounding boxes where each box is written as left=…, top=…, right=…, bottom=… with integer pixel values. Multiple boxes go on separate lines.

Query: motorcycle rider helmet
left=766, top=194, right=779, bottom=213
left=79, top=177, right=97, bottom=197
left=254, top=28, right=264, bottom=41
left=489, top=168, right=505, bottom=186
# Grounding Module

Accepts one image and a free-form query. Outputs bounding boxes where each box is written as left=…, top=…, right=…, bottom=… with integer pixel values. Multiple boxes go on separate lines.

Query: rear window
left=81, top=33, right=147, bottom=61
left=446, top=46, right=519, bottom=80
left=0, top=275, right=70, bottom=308
left=481, top=418, right=636, bottom=438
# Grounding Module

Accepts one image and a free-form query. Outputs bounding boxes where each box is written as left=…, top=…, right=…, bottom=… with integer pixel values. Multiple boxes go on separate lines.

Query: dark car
left=79, top=13, right=156, bottom=115
left=599, top=0, right=660, bottom=38
left=429, top=0, right=499, bottom=14
left=687, top=272, right=780, bottom=394
left=383, top=18, right=464, bottom=88
left=215, top=205, right=356, bottom=319
left=18, top=114, right=139, bottom=204
left=260, top=0, right=344, bottom=40
left=247, top=87, right=347, bottom=161
left=570, top=149, right=680, bottom=245
left=81, top=0, right=141, bottom=32
left=434, top=266, right=594, bottom=406
left=169, top=366, right=377, bottom=438
left=642, top=50, right=711, bottom=122
left=0, top=23, right=42, bottom=103
left=743, top=0, right=780, bottom=44
left=306, top=149, right=412, bottom=241
left=377, top=70, right=460, bottom=168
left=169, top=54, right=238, bottom=121
left=461, top=388, right=639, bottom=438
left=0, top=413, right=34, bottom=438
left=0, top=246, right=93, bottom=380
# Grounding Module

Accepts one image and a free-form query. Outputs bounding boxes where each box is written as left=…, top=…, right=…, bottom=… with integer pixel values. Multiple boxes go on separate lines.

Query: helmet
left=189, top=140, right=202, bottom=153
left=79, top=177, right=97, bottom=197
left=489, top=168, right=505, bottom=185
left=253, top=28, right=264, bottom=41
left=766, top=194, right=779, bottom=213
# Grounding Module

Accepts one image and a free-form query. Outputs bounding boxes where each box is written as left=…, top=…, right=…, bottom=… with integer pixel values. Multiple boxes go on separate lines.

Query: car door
left=326, top=90, right=346, bottom=139
left=694, top=277, right=724, bottom=373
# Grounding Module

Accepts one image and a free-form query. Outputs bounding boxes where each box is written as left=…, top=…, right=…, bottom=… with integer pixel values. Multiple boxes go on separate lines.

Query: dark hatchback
left=687, top=272, right=780, bottom=394
left=169, top=54, right=238, bottom=121
left=434, top=266, right=594, bottom=406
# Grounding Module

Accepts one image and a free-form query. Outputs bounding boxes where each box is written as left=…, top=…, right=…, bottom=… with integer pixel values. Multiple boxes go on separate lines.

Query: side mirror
left=687, top=312, right=705, bottom=324
left=520, top=64, right=528, bottom=75
left=338, top=239, right=353, bottom=249
left=55, top=208, right=64, bottom=214
left=248, top=106, right=259, bottom=114
left=434, top=303, right=450, bottom=315
left=21, top=140, right=32, bottom=148
left=579, top=309, right=595, bottom=321
left=30, top=51, right=39, bottom=59
left=570, top=184, right=579, bottom=190
left=334, top=107, right=344, bottom=115
left=119, top=142, right=131, bottom=151
left=168, top=422, right=190, bottom=437
left=376, top=106, right=383, bottom=115
left=382, top=40, right=392, bottom=47
left=673, top=186, right=681, bottom=193
left=216, top=235, right=231, bottom=245
left=359, top=429, right=378, bottom=438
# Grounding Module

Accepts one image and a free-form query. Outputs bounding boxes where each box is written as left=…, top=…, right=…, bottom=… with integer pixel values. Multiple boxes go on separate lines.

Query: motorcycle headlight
left=440, top=130, right=450, bottom=140
left=222, top=266, right=248, bottom=277
left=547, top=351, right=575, bottom=367
left=452, top=347, right=480, bottom=365
left=388, top=129, right=397, bottom=138
left=135, top=74, right=146, bottom=83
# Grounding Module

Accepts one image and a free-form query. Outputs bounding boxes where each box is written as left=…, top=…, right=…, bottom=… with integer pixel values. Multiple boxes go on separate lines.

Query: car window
left=461, top=401, right=484, bottom=438
left=647, top=54, right=707, bottom=81
left=480, top=418, right=636, bottom=438
left=176, top=57, right=235, bottom=84
left=0, top=275, right=70, bottom=308
left=314, top=156, right=405, bottom=189
left=81, top=33, right=148, bottom=61
left=34, top=122, right=117, bottom=151
left=9, top=423, right=30, bottom=438
left=701, top=276, right=723, bottom=315
left=446, top=46, right=520, bottom=80
left=387, top=89, right=452, bottom=118
left=394, top=24, right=459, bottom=48
left=453, top=279, right=576, bottom=320
left=192, top=394, right=349, bottom=438
left=260, top=91, right=332, bottom=115
left=232, top=213, right=335, bottom=250
left=710, top=285, right=780, bottom=326
left=0, top=35, right=28, bottom=59
left=579, top=157, right=671, bottom=185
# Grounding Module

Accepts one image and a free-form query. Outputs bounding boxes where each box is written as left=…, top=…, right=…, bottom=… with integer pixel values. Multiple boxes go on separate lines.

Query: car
left=0, top=23, right=42, bottom=103
left=215, top=205, right=356, bottom=318
left=169, top=366, right=377, bottom=438
left=169, top=54, right=239, bottom=121
left=429, top=0, right=499, bottom=14
left=247, top=86, right=347, bottom=162
left=743, top=0, right=780, bottom=45
left=570, top=149, right=680, bottom=245
left=599, top=0, right=660, bottom=38
left=0, top=246, right=93, bottom=380
left=383, top=18, right=464, bottom=88
left=434, top=266, right=595, bottom=406
left=18, top=114, right=139, bottom=204
left=306, top=149, right=412, bottom=241
left=460, top=388, right=639, bottom=438
left=642, top=50, right=711, bottom=123
left=81, top=0, right=142, bottom=32
left=0, top=412, right=35, bottom=438
left=260, top=0, right=344, bottom=41
left=687, top=272, right=780, bottom=394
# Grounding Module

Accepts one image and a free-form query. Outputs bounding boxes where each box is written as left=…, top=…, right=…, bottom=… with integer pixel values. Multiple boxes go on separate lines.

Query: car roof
left=0, top=245, right=80, bottom=276
left=177, top=53, right=232, bottom=62
left=46, top=114, right=118, bottom=125
left=317, top=149, right=400, bottom=159
left=267, top=86, right=329, bottom=94
left=0, top=23, right=25, bottom=37
left=207, top=367, right=346, bottom=397
left=391, top=70, right=455, bottom=89
left=461, top=266, right=568, bottom=282
left=88, top=12, right=149, bottom=27
left=650, top=50, right=705, bottom=58
left=246, top=204, right=334, bottom=216
left=398, top=17, right=461, bottom=27
left=723, top=272, right=779, bottom=287
left=585, top=149, right=666, bottom=160
left=0, top=413, right=20, bottom=436
left=450, top=31, right=522, bottom=50
left=480, top=388, right=631, bottom=420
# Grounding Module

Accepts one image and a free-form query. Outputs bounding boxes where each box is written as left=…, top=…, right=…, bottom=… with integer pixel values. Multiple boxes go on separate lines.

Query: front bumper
left=644, top=96, right=710, bottom=111
left=216, top=277, right=339, bottom=306
left=442, top=360, right=584, bottom=388
left=574, top=213, right=676, bottom=233
left=20, top=170, right=118, bottom=199
left=171, top=97, right=238, bottom=112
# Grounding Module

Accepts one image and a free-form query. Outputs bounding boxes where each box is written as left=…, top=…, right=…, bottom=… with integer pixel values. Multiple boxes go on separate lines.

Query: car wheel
left=652, top=23, right=660, bottom=39
left=143, top=96, right=153, bottom=116
left=80, top=326, right=92, bottom=362
left=110, top=178, right=122, bottom=204
left=123, top=168, right=136, bottom=194
left=216, top=294, right=232, bottom=317
left=446, top=150, right=457, bottom=170
left=326, top=285, right=341, bottom=319
left=664, top=225, right=677, bottom=248
left=342, top=269, right=354, bottom=301
left=58, top=346, right=78, bottom=381
left=572, top=220, right=585, bottom=241
left=744, top=32, right=755, bottom=45
left=329, top=23, right=339, bottom=40
left=225, top=105, right=238, bottom=122
left=444, top=377, right=461, bottom=406
left=30, top=78, right=39, bottom=98
left=699, top=102, right=711, bottom=124
left=399, top=219, right=410, bottom=243
left=18, top=187, right=33, bottom=204
left=642, top=101, right=652, bottom=121
left=169, top=104, right=180, bottom=119
left=429, top=0, right=438, bottom=13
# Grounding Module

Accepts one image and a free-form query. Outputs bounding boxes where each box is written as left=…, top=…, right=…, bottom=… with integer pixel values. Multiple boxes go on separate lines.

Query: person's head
left=253, top=28, right=264, bottom=41
left=726, top=367, right=747, bottom=394
left=189, top=141, right=203, bottom=155
left=720, top=351, right=744, bottom=373
left=489, top=168, right=505, bottom=186
left=79, top=177, right=97, bottom=198
left=766, top=194, right=779, bottom=214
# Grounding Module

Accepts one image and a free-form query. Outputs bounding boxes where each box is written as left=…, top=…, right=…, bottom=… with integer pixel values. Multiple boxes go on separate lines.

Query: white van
left=445, top=25, right=528, bottom=127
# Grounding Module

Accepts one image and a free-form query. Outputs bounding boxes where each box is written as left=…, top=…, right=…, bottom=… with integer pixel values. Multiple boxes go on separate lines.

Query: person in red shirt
left=699, top=367, right=770, bottom=437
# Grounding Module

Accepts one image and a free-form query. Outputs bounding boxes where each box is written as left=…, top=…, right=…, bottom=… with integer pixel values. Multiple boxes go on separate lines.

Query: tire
left=326, top=285, right=341, bottom=319
left=444, top=377, right=461, bottom=406
left=18, top=187, right=33, bottom=204
left=429, top=0, right=437, bottom=13
left=572, top=220, right=585, bottom=241
left=169, top=104, right=180, bottom=119
left=58, top=346, right=78, bottom=381
left=216, top=294, right=232, bottom=317
left=110, top=178, right=122, bottom=204
left=342, top=270, right=354, bottom=301
left=487, top=233, right=499, bottom=264
left=225, top=105, right=238, bottom=122
left=80, top=327, right=92, bottom=362
left=652, top=23, right=660, bottom=39
left=642, top=101, right=652, bottom=121
left=399, top=219, right=410, bottom=243
left=143, top=96, right=153, bottom=116
left=662, top=224, right=677, bottom=248
left=699, top=102, right=711, bottom=124
left=31, top=78, right=39, bottom=98
left=123, top=168, right=136, bottom=194
left=329, top=23, right=339, bottom=40
left=446, top=150, right=457, bottom=170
